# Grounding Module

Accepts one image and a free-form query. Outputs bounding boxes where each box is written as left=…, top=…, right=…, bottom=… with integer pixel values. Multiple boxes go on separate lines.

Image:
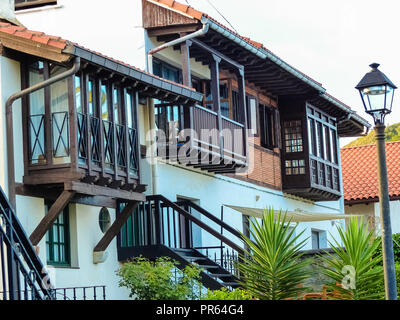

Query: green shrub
left=117, top=256, right=202, bottom=300
left=202, top=288, right=253, bottom=300
left=373, top=233, right=400, bottom=264
left=364, top=264, right=400, bottom=300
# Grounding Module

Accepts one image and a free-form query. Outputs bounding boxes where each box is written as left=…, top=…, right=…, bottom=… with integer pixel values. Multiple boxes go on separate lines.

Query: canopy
left=224, top=205, right=360, bottom=223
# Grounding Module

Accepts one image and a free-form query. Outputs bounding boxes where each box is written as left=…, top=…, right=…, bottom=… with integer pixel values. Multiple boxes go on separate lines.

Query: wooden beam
left=147, top=24, right=200, bottom=37
left=30, top=190, right=76, bottom=246
left=64, top=181, right=146, bottom=202
left=93, top=201, right=139, bottom=253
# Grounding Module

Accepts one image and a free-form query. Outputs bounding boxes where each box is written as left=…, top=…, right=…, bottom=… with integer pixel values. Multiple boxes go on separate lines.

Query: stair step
left=185, top=256, right=208, bottom=261
left=197, top=265, right=219, bottom=269
left=221, top=282, right=240, bottom=287
left=209, top=274, right=235, bottom=278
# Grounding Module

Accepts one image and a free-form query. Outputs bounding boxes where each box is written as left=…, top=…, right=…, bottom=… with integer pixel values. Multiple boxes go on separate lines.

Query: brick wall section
left=218, top=71, right=282, bottom=191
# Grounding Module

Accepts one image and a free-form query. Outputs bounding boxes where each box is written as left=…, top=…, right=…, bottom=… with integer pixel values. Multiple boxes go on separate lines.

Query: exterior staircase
left=118, top=195, right=245, bottom=291
left=0, top=187, right=53, bottom=300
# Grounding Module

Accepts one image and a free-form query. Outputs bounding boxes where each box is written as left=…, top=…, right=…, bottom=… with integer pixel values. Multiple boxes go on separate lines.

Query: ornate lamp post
left=356, top=63, right=398, bottom=300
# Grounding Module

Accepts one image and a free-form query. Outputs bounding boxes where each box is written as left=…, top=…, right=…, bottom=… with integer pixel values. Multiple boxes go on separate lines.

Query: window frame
left=45, top=201, right=71, bottom=267
left=259, top=103, right=276, bottom=149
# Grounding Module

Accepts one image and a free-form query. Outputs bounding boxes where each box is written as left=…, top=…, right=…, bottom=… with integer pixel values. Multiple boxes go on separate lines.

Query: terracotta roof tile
left=0, top=21, right=67, bottom=49
left=341, top=141, right=400, bottom=203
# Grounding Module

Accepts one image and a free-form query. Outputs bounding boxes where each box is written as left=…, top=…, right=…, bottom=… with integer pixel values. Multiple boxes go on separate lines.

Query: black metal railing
left=0, top=187, right=53, bottom=300
left=50, top=286, right=106, bottom=300
left=120, top=195, right=244, bottom=276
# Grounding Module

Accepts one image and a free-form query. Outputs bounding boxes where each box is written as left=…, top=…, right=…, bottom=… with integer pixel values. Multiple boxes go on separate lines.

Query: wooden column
left=210, top=54, right=224, bottom=160
left=93, top=201, right=139, bottom=253
left=237, top=68, right=249, bottom=165
left=68, top=76, right=79, bottom=172
left=43, top=62, right=53, bottom=166
left=29, top=190, right=76, bottom=246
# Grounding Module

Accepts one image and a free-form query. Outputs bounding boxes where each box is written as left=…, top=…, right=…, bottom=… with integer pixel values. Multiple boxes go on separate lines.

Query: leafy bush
left=373, top=233, right=400, bottom=264
left=202, top=288, right=253, bottom=300
left=363, top=263, right=400, bottom=299
left=320, top=217, right=383, bottom=300
left=117, top=256, right=202, bottom=300
left=237, top=208, right=312, bottom=300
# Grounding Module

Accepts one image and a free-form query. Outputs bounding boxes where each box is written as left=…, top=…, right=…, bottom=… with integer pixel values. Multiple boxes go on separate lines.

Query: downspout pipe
left=6, top=56, right=81, bottom=210
left=146, top=23, right=209, bottom=195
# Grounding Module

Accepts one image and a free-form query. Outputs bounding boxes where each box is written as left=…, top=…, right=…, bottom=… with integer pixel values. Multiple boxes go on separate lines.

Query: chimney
left=0, top=0, right=23, bottom=26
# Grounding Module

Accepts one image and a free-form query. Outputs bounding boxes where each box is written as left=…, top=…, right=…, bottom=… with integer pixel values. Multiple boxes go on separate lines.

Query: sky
left=185, top=0, right=400, bottom=146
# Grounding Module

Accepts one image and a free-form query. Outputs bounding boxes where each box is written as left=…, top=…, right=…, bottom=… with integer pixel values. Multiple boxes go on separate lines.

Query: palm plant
left=319, top=217, right=383, bottom=300
left=237, top=208, right=311, bottom=300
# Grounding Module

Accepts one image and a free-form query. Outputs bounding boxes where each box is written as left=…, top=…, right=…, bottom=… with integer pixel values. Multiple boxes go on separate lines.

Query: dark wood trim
left=180, top=40, right=192, bottom=88
left=93, top=201, right=139, bottom=252
left=15, top=183, right=117, bottom=208
left=147, top=24, right=200, bottom=37
left=64, top=181, right=146, bottom=202
left=68, top=76, right=79, bottom=171
left=29, top=190, right=76, bottom=246
left=43, top=62, right=53, bottom=166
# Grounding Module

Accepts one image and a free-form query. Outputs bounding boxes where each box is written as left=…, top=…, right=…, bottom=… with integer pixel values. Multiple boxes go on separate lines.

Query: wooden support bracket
left=29, top=190, right=76, bottom=246
left=93, top=201, right=139, bottom=257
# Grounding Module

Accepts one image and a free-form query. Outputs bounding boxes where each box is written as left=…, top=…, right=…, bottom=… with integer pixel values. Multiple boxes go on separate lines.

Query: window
left=153, top=59, right=181, bottom=84
left=45, top=202, right=70, bottom=266
left=311, top=230, right=327, bottom=250
left=246, top=97, right=258, bottom=136
left=15, top=0, right=57, bottom=10
left=284, top=120, right=303, bottom=153
left=99, top=207, right=111, bottom=233
left=307, top=105, right=340, bottom=190
left=28, top=62, right=46, bottom=165
left=259, top=104, right=276, bottom=149
left=285, top=159, right=306, bottom=176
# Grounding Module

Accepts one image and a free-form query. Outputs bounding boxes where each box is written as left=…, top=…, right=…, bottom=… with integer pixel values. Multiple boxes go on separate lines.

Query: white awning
left=224, top=205, right=358, bottom=223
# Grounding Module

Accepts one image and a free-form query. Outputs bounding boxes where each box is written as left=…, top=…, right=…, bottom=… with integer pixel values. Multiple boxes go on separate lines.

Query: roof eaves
left=202, top=17, right=326, bottom=94
left=65, top=44, right=203, bottom=103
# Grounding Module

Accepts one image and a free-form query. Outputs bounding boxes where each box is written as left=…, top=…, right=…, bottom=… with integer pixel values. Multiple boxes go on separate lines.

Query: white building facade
left=0, top=0, right=370, bottom=300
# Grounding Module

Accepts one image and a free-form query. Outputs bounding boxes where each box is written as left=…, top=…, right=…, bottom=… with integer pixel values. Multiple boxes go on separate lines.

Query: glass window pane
left=50, top=65, right=68, bottom=113
left=113, top=88, right=119, bottom=124
left=75, top=75, right=82, bottom=113
left=101, top=83, right=108, bottom=120
left=29, top=62, right=45, bottom=116
left=126, top=92, right=133, bottom=128
left=88, top=79, right=94, bottom=115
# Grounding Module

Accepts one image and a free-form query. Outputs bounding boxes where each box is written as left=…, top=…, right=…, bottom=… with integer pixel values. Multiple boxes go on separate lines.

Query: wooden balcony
left=280, top=100, right=342, bottom=202
left=156, top=104, right=247, bottom=173
left=24, top=110, right=140, bottom=191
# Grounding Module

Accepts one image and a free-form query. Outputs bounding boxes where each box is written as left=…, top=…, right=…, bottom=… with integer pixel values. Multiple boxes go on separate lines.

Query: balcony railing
left=155, top=104, right=247, bottom=173
left=26, top=111, right=139, bottom=185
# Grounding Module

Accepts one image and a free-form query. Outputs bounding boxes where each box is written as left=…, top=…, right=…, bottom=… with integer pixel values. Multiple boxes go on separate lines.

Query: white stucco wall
left=15, top=196, right=131, bottom=300
left=8, top=0, right=348, bottom=299
left=346, top=201, right=400, bottom=236
left=155, top=162, right=343, bottom=251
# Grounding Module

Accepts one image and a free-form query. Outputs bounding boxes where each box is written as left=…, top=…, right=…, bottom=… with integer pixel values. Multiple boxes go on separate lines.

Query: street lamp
left=356, top=63, right=398, bottom=300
